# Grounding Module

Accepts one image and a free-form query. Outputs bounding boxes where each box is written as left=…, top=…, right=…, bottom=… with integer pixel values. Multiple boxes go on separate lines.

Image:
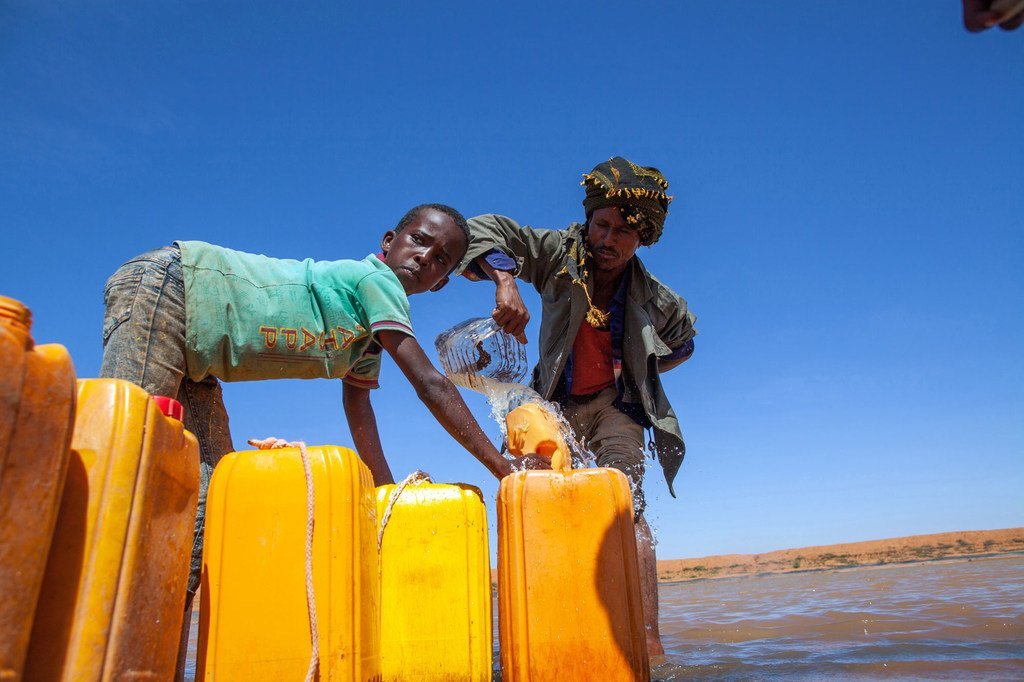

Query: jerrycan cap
left=152, top=395, right=184, bottom=421
left=0, top=296, right=33, bottom=346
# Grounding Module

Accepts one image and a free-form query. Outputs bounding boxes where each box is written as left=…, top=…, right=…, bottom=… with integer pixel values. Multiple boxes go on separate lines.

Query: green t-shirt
left=177, top=241, right=412, bottom=386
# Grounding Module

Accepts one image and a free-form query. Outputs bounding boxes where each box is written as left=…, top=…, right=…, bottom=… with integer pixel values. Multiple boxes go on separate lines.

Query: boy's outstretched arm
left=376, top=329, right=547, bottom=479
left=342, top=382, right=395, bottom=486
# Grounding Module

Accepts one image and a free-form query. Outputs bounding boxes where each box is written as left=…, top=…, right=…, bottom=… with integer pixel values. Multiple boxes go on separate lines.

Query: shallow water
left=186, top=555, right=1024, bottom=680
left=654, top=554, right=1024, bottom=680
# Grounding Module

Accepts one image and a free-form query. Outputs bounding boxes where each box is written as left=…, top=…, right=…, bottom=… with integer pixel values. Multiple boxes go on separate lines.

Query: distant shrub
left=793, top=557, right=803, bottom=569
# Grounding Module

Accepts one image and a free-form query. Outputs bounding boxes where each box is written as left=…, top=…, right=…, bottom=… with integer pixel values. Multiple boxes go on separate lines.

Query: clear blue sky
left=2, top=2, right=1021, bottom=560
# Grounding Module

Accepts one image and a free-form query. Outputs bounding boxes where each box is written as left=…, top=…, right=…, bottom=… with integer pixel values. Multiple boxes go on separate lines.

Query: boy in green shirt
left=99, top=203, right=541, bottom=610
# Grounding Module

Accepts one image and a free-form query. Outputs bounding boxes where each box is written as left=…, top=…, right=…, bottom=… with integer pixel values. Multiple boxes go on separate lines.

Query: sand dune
left=658, top=527, right=1024, bottom=583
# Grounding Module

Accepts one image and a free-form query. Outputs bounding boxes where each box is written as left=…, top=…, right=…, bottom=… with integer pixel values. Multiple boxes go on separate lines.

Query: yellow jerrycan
left=376, top=477, right=491, bottom=681
left=197, top=445, right=380, bottom=681
left=25, top=378, right=200, bottom=681
left=498, top=404, right=649, bottom=681
left=0, top=296, right=76, bottom=681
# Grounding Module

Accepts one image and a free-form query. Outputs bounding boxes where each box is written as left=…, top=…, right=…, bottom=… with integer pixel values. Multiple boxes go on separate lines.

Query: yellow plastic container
left=0, top=296, right=76, bottom=681
left=25, top=378, right=200, bottom=681
left=197, top=445, right=380, bottom=681
left=497, top=467, right=649, bottom=681
left=505, top=402, right=571, bottom=470
left=376, top=481, right=491, bottom=681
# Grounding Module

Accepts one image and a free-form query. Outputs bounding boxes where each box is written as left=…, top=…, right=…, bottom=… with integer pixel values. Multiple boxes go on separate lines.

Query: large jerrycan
left=376, top=478, right=491, bottom=681
left=25, top=378, right=200, bottom=681
left=0, top=296, right=76, bottom=681
left=197, top=445, right=380, bottom=681
left=498, top=404, right=649, bottom=681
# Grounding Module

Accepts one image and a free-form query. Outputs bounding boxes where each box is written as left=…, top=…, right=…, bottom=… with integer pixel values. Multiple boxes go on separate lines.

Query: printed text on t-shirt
left=258, top=324, right=368, bottom=353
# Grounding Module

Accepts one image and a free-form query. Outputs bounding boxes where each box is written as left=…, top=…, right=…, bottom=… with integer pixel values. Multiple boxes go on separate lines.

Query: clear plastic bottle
left=434, top=318, right=528, bottom=392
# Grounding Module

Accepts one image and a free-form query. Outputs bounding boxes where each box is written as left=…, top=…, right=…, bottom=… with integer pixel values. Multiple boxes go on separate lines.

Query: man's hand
left=492, top=274, right=529, bottom=344
left=963, top=0, right=1024, bottom=31
left=471, top=255, right=530, bottom=343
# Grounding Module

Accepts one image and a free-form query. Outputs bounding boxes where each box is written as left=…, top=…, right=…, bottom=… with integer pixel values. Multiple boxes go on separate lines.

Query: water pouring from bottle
left=435, top=318, right=589, bottom=469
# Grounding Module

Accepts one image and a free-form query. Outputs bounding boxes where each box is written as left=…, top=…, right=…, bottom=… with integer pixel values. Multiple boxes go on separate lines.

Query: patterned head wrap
left=581, top=156, right=672, bottom=246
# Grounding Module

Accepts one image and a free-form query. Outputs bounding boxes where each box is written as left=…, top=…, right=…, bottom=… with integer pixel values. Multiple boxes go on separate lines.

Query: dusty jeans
left=99, top=244, right=234, bottom=607
left=562, top=386, right=648, bottom=516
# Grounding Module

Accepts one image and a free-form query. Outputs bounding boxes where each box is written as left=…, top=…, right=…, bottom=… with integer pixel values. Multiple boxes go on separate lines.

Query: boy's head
left=381, top=203, right=470, bottom=295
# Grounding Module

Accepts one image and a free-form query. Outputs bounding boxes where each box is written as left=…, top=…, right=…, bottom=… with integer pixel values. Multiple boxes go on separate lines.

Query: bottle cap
left=152, top=395, right=184, bottom=421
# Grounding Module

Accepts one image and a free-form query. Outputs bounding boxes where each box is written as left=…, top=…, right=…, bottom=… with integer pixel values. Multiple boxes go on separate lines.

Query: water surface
left=654, top=555, right=1024, bottom=680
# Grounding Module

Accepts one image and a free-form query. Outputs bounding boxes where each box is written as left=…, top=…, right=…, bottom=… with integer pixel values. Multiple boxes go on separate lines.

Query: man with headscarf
left=461, top=156, right=697, bottom=658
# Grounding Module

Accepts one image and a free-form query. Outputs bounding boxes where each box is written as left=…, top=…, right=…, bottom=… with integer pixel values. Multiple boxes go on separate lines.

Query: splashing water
left=435, top=318, right=590, bottom=467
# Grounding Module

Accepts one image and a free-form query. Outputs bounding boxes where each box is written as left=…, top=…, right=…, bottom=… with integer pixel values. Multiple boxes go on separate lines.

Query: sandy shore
left=657, top=527, right=1024, bottom=583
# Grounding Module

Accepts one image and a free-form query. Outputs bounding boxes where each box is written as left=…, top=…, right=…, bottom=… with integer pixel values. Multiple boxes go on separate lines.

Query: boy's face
left=381, top=208, right=467, bottom=295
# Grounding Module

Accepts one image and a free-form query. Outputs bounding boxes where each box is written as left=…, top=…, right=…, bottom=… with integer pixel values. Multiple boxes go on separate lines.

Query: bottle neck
left=0, top=296, right=34, bottom=349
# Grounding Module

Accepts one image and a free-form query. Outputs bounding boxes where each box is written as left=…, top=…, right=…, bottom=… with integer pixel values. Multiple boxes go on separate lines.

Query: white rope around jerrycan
left=247, top=437, right=319, bottom=682
left=377, top=470, right=432, bottom=552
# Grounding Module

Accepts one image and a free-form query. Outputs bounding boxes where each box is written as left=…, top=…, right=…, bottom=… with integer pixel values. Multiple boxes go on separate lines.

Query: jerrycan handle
left=151, top=395, right=184, bottom=421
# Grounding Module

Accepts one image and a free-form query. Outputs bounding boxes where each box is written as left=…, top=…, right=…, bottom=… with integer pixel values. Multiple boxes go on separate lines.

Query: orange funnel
left=504, top=403, right=571, bottom=471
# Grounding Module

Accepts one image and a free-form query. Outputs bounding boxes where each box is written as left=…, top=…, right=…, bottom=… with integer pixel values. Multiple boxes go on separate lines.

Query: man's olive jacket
left=461, top=214, right=697, bottom=496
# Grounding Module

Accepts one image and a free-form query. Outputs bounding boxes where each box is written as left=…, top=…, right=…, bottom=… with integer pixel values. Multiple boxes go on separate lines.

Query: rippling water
left=654, top=554, right=1024, bottom=680
left=187, top=555, right=1024, bottom=680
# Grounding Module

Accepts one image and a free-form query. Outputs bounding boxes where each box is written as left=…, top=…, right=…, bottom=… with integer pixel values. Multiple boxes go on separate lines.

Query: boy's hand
left=511, top=454, right=553, bottom=472
left=490, top=453, right=553, bottom=479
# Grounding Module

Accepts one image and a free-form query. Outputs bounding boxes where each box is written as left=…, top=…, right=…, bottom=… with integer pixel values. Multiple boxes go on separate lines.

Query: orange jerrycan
left=0, top=296, right=76, bottom=680
left=498, top=404, right=649, bottom=681
left=376, top=477, right=492, bottom=681
left=25, top=378, right=200, bottom=681
left=197, top=445, right=380, bottom=681
left=505, top=402, right=571, bottom=470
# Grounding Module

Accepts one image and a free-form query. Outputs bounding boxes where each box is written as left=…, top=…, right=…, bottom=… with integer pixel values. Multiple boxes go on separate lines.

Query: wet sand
left=657, top=527, right=1024, bottom=582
